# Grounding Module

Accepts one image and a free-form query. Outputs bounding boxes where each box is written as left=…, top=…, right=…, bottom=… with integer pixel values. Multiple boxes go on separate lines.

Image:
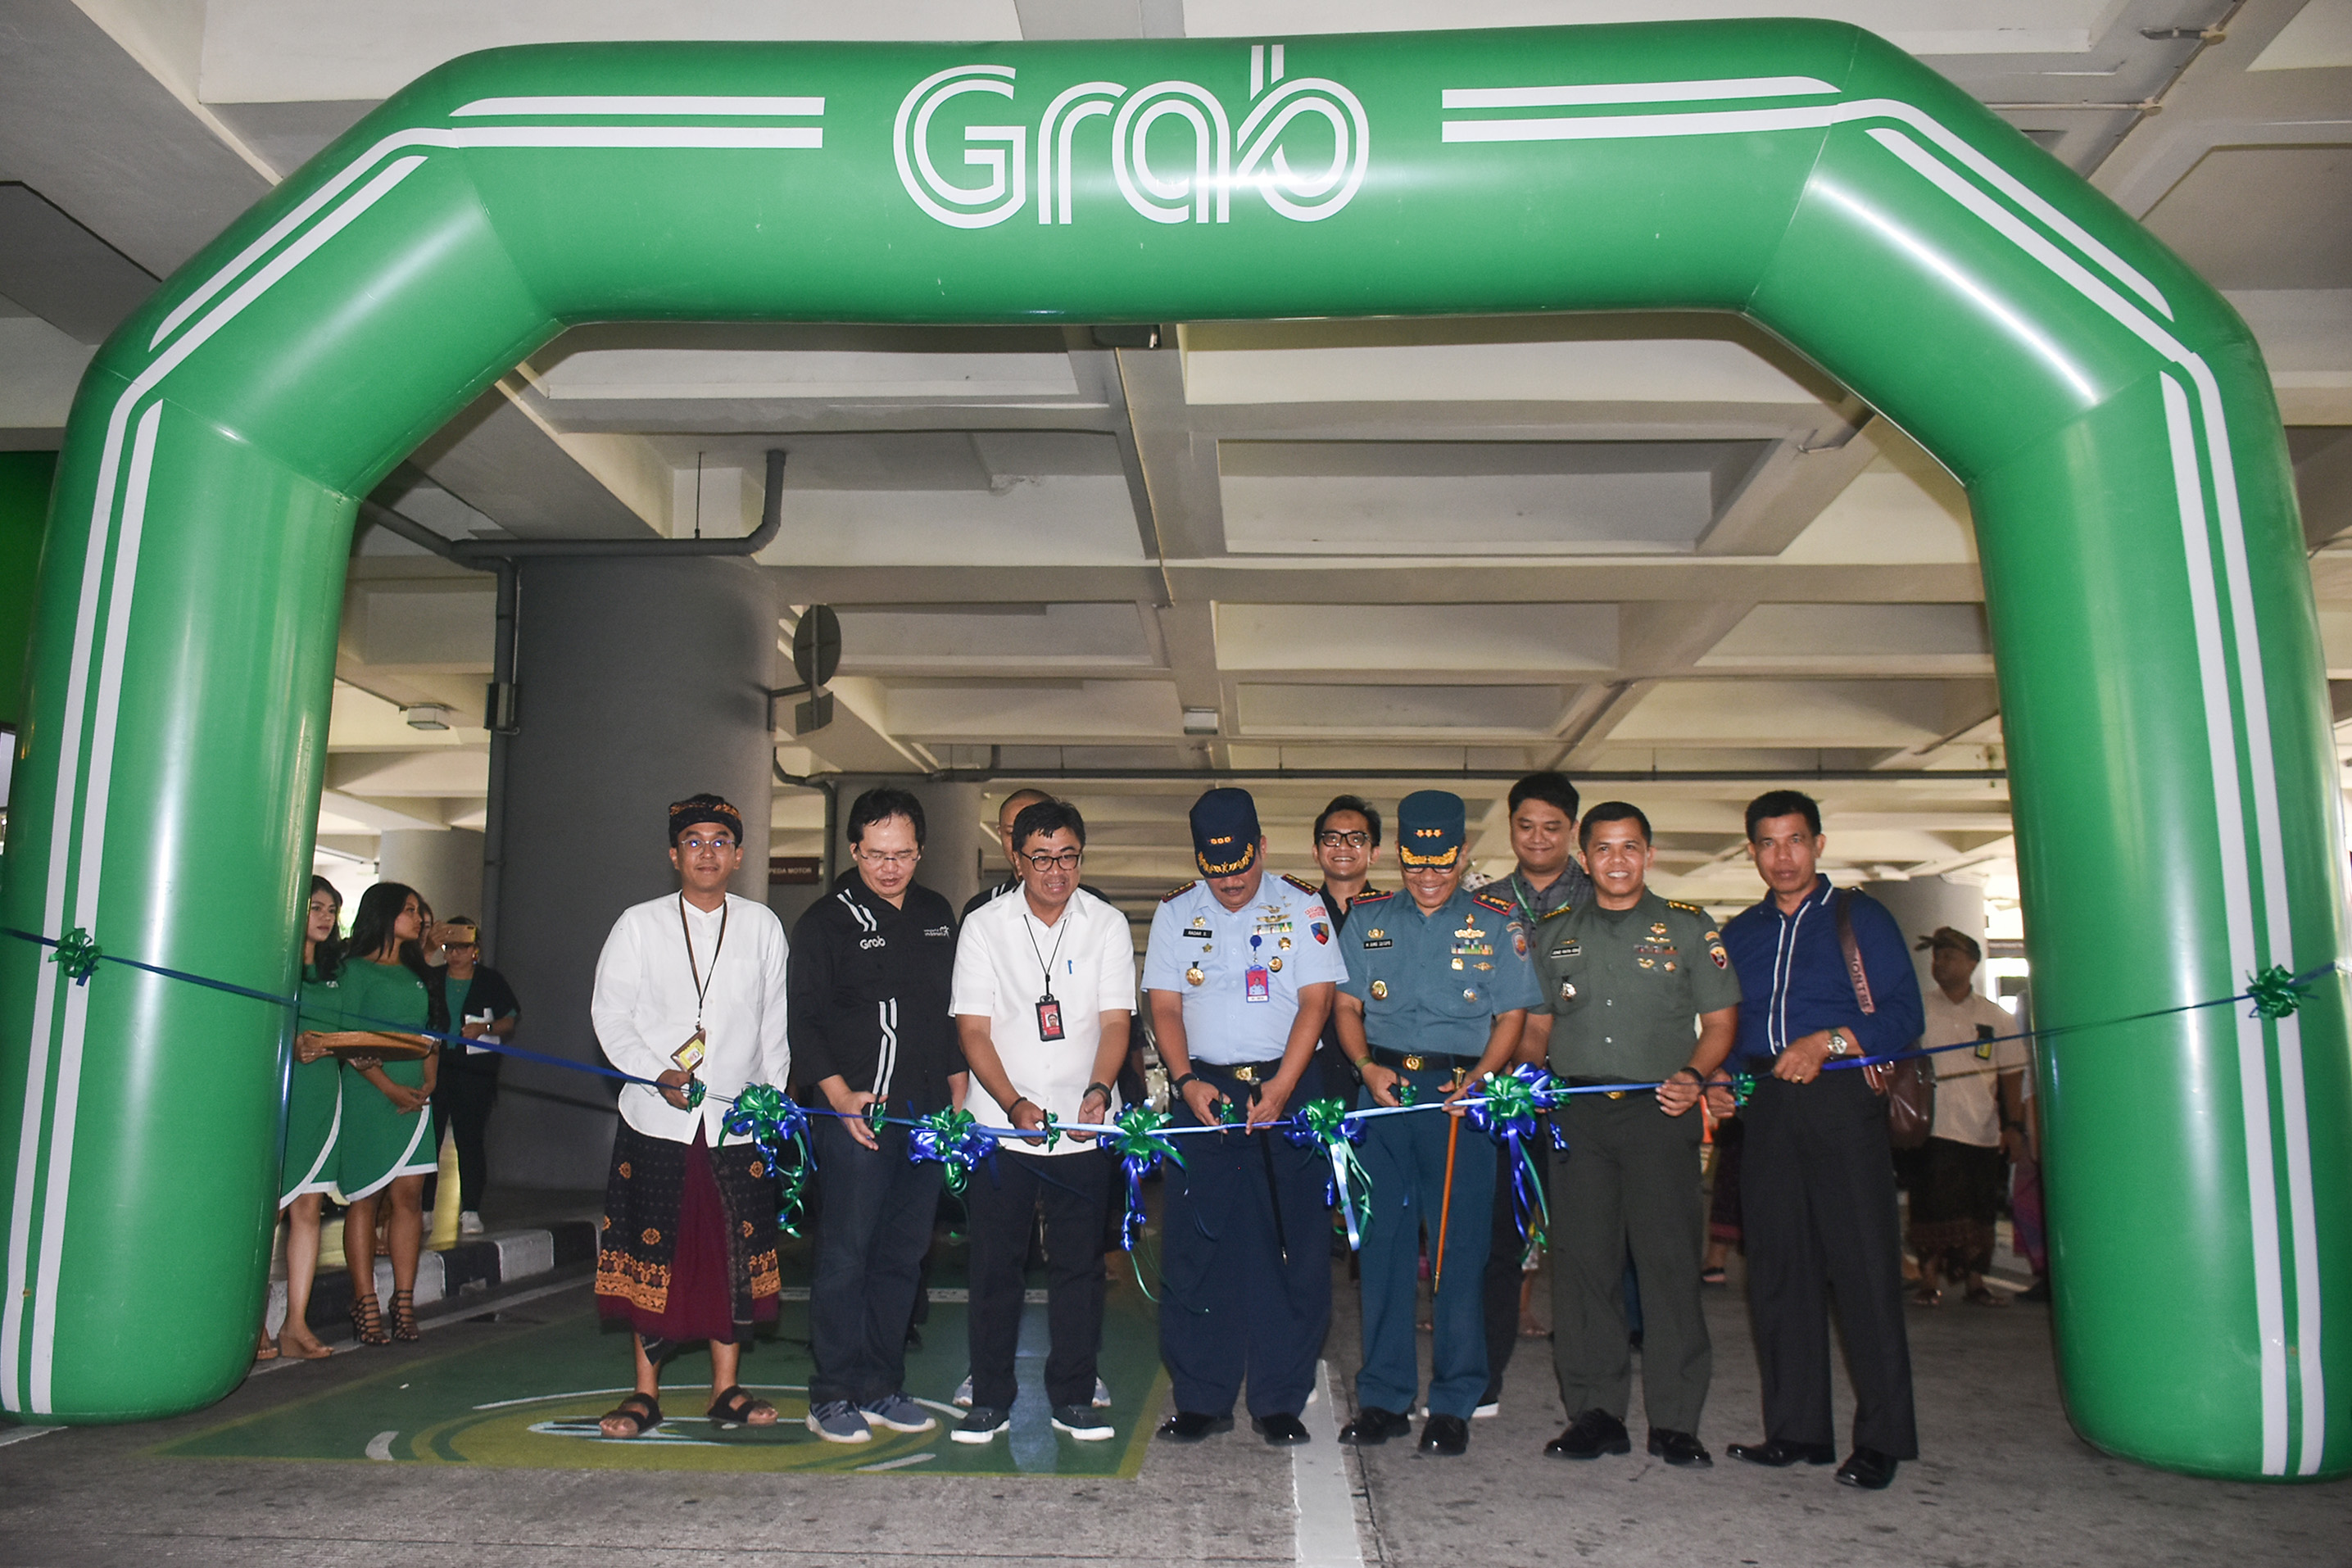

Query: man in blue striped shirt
left=1715, top=790, right=1923, bottom=1492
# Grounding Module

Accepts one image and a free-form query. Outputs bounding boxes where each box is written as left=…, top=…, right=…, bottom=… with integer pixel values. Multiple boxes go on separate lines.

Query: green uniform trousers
left=1548, top=1092, right=1711, bottom=1434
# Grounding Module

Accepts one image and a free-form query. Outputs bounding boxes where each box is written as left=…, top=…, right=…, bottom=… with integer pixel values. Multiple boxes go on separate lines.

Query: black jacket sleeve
left=786, top=902, right=841, bottom=1090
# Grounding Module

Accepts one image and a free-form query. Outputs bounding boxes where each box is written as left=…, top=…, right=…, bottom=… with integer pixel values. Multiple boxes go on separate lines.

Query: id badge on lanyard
left=1244, top=966, right=1271, bottom=1003
left=1036, top=995, right=1066, bottom=1041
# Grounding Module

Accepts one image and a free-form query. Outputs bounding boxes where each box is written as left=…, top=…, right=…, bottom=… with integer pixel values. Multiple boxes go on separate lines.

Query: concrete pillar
left=487, top=555, right=778, bottom=1190
left=1857, top=877, right=1988, bottom=1001
left=377, top=827, right=484, bottom=924
left=826, top=777, right=989, bottom=918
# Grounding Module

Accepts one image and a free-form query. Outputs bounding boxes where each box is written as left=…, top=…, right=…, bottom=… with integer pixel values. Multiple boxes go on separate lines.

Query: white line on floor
left=365, top=1430, right=397, bottom=1462
left=1293, top=1361, right=1364, bottom=1568
left=855, top=1452, right=939, bottom=1471
left=0, top=1424, right=60, bottom=1448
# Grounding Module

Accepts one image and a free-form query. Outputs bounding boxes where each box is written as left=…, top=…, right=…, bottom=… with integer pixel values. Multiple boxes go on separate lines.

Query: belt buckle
left=1229, top=1063, right=1263, bottom=1084
left=1400, top=1053, right=1427, bottom=1072
left=1606, top=1090, right=1625, bottom=1100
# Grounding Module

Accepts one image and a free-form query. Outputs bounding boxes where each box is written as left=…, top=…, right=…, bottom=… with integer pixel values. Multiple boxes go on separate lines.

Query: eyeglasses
left=854, top=847, right=921, bottom=868
left=678, top=835, right=739, bottom=853
left=1021, top=848, right=1085, bottom=872
left=1316, top=831, right=1372, bottom=849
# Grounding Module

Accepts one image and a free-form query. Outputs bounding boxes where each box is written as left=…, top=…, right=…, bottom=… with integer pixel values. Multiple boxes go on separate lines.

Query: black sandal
left=349, top=1293, right=390, bottom=1348
left=599, top=1393, right=663, bottom=1438
left=706, top=1384, right=777, bottom=1429
left=389, top=1288, right=420, bottom=1343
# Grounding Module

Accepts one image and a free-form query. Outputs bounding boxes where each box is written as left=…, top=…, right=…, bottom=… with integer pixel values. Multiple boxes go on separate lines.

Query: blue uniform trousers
left=1158, top=1062, right=1332, bottom=1418
left=1356, top=1062, right=1497, bottom=1419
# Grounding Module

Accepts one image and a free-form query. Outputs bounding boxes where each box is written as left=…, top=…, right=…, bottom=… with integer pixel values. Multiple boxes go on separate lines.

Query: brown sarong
left=596, top=1121, right=782, bottom=1358
left=1907, top=1135, right=2004, bottom=1276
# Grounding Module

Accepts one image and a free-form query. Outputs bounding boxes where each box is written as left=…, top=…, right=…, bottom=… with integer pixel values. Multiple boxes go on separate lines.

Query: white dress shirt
left=1920, top=986, right=2025, bottom=1147
left=949, top=887, right=1135, bottom=1156
left=592, top=891, right=791, bottom=1144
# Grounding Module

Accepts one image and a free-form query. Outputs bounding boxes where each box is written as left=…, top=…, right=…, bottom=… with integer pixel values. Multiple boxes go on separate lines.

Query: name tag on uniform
left=1245, top=965, right=1271, bottom=1003
left=1361, top=937, right=1393, bottom=949
left=1184, top=925, right=1212, bottom=939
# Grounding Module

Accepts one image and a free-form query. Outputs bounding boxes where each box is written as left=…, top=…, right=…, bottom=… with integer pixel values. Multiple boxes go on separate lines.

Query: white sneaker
left=954, top=1374, right=974, bottom=1407
left=1474, top=1401, right=1500, bottom=1419
left=459, top=1212, right=485, bottom=1236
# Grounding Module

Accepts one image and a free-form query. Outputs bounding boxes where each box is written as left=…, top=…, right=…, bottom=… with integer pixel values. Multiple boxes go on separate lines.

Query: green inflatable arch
left=1, top=20, right=2344, bottom=1479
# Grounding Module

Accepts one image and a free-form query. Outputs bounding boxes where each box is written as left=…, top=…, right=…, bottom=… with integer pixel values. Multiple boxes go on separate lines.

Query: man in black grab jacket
left=789, top=786, right=964, bottom=1444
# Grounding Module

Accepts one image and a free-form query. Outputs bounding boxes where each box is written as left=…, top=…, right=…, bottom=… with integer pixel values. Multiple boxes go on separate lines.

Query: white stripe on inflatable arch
left=25, top=113, right=832, bottom=1405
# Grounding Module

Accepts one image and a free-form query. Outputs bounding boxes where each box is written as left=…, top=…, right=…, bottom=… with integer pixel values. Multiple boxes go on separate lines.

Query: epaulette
left=1280, top=872, right=1320, bottom=895
left=1161, top=881, right=1199, bottom=903
left=1667, top=900, right=1706, bottom=916
left=1352, top=886, right=1394, bottom=904
left=1474, top=890, right=1516, bottom=914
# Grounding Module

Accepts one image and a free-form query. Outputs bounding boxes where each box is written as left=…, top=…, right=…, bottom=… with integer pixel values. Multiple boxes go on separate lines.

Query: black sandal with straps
left=349, top=1293, right=390, bottom=1348
left=706, top=1384, right=777, bottom=1429
left=389, top=1288, right=420, bottom=1343
left=599, top=1392, right=663, bottom=1438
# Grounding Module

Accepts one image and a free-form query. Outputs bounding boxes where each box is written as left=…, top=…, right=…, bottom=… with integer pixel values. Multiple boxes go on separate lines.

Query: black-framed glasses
left=1021, top=848, right=1084, bottom=872
left=1316, top=831, right=1372, bottom=849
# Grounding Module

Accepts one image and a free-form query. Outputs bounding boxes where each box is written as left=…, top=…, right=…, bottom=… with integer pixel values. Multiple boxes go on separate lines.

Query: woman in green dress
left=333, top=881, right=442, bottom=1345
left=270, top=874, right=347, bottom=1360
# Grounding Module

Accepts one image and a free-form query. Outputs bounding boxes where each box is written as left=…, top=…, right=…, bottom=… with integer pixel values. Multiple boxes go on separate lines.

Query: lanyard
left=678, top=894, right=728, bottom=1029
left=1022, top=904, right=1073, bottom=1000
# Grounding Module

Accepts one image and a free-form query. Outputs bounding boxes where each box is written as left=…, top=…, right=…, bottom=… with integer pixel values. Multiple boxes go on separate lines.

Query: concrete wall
left=487, top=555, right=778, bottom=1190
left=377, top=827, right=483, bottom=927
left=1856, top=876, right=1987, bottom=1003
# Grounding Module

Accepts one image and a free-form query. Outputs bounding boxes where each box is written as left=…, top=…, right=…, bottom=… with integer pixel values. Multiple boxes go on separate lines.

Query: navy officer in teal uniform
left=1144, top=786, right=1348, bottom=1445
left=1333, top=790, right=1541, bottom=1457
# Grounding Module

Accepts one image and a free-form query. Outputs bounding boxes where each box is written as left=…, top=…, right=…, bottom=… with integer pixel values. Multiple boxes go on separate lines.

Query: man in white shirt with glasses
left=949, top=799, right=1136, bottom=1444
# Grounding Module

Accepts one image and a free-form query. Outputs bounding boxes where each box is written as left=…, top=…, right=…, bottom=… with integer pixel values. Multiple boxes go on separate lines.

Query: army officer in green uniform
left=1526, top=801, right=1739, bottom=1469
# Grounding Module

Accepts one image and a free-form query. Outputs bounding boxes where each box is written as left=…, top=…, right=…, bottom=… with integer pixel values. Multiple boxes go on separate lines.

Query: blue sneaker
left=860, top=1392, right=937, bottom=1434
left=805, top=1399, right=872, bottom=1443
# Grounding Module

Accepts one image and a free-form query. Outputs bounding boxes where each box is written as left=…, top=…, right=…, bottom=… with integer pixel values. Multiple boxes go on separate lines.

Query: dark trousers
left=1483, top=1135, right=1548, bottom=1403
left=809, top=1117, right=942, bottom=1406
left=966, top=1147, right=1109, bottom=1411
left=1550, top=1094, right=1711, bottom=1434
left=1742, top=1072, right=1918, bottom=1457
left=1158, top=1064, right=1332, bottom=1419
left=430, top=1058, right=499, bottom=1212
left=1356, top=1064, right=1495, bottom=1419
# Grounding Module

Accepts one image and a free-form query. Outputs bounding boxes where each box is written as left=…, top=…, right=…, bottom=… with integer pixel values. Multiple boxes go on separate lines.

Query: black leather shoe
left=1418, top=1413, right=1470, bottom=1456
left=1647, top=1429, right=1713, bottom=1467
left=1156, top=1410, right=1235, bottom=1443
left=1836, top=1447, right=1900, bottom=1489
left=1253, top=1412, right=1311, bottom=1445
left=1727, top=1438, right=1838, bottom=1467
left=1544, top=1407, right=1631, bottom=1460
left=1337, top=1407, right=1413, bottom=1444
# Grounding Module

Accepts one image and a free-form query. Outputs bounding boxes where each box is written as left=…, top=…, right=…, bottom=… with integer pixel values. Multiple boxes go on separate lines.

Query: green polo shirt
left=1534, top=889, right=1740, bottom=1081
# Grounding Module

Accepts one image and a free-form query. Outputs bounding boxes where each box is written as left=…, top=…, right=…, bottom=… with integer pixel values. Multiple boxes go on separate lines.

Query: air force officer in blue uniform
left=1144, top=787, right=1348, bottom=1445
left=1334, top=791, right=1541, bottom=1457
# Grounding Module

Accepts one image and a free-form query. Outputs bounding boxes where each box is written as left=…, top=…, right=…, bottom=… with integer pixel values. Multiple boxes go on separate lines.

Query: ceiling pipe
left=918, top=767, right=2006, bottom=784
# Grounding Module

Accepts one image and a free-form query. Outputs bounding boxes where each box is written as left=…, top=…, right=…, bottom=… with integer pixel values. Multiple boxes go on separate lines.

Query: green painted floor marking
left=150, top=1285, right=1167, bottom=1477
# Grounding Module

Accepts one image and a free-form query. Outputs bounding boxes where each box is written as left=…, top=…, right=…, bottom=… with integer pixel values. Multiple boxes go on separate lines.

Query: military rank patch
left=1711, top=944, right=1729, bottom=969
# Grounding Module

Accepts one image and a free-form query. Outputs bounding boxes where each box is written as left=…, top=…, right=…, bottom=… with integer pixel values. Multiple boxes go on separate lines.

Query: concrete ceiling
left=4, top=0, right=2349, bottom=926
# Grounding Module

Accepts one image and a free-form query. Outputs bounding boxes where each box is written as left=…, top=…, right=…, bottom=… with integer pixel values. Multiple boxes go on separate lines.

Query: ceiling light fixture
left=1182, top=707, right=1221, bottom=736
left=404, top=704, right=451, bottom=731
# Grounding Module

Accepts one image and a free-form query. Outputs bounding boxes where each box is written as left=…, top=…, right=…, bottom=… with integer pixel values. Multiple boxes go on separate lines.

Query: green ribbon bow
left=2246, top=964, right=2310, bottom=1020
left=48, top=927, right=102, bottom=986
left=1285, top=1096, right=1374, bottom=1249
left=723, top=1083, right=813, bottom=1235
left=1108, top=1103, right=1185, bottom=1250
left=909, top=1105, right=995, bottom=1195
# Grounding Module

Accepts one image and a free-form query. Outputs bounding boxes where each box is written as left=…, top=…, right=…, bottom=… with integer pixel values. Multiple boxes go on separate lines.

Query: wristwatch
left=1824, top=1030, right=1852, bottom=1058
